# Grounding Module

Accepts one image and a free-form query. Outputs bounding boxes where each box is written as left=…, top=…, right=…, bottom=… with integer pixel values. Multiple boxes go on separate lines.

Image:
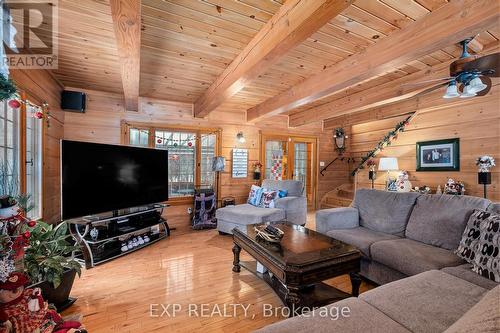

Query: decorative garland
left=351, top=114, right=413, bottom=176
left=6, top=93, right=51, bottom=128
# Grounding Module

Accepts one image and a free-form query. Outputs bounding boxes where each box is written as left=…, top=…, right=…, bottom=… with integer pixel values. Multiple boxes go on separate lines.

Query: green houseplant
left=24, top=221, right=82, bottom=310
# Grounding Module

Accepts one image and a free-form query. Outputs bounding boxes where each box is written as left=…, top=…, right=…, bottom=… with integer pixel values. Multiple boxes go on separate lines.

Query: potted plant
left=24, top=221, right=81, bottom=311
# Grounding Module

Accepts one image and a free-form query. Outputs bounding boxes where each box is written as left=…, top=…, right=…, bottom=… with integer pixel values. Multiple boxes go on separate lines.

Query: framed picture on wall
left=416, top=138, right=460, bottom=171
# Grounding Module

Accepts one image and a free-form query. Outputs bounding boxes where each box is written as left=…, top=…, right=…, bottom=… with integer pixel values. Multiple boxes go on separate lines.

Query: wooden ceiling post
left=193, top=0, right=355, bottom=118
left=110, top=0, right=141, bottom=111
left=247, top=0, right=500, bottom=122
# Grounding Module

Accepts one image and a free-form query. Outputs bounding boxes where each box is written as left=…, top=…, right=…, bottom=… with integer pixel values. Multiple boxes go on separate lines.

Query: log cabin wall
left=62, top=88, right=322, bottom=232
left=326, top=86, right=500, bottom=202
left=9, top=69, right=65, bottom=224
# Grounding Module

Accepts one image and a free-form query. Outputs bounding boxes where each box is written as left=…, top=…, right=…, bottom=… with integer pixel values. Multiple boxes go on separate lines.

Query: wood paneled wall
left=9, top=69, right=64, bottom=223
left=62, top=88, right=321, bottom=231
left=339, top=86, right=500, bottom=201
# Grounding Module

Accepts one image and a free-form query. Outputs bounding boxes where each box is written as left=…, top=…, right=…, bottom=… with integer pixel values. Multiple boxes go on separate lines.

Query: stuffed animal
left=0, top=272, right=86, bottom=333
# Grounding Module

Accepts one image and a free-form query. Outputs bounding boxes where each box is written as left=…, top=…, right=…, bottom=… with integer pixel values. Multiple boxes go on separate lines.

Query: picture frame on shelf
left=416, top=138, right=460, bottom=171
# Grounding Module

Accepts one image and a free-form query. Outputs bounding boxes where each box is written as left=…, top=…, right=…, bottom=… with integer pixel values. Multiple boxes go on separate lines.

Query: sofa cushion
left=371, top=238, right=464, bottom=276
left=215, top=204, right=285, bottom=225
left=254, top=297, right=411, bottom=333
left=327, top=227, right=400, bottom=257
left=360, top=270, right=487, bottom=333
left=443, top=285, right=500, bottom=333
left=471, top=210, right=500, bottom=282
left=262, top=179, right=303, bottom=197
left=455, top=209, right=489, bottom=264
left=405, top=194, right=491, bottom=250
left=352, top=189, right=420, bottom=236
left=441, top=264, right=499, bottom=290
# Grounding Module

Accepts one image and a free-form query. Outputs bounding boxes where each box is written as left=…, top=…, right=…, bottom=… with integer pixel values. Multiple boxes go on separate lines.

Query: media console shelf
left=68, top=204, right=170, bottom=269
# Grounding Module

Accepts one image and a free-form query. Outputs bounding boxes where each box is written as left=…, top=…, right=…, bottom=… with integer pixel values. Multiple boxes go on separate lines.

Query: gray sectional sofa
left=316, top=189, right=497, bottom=285
left=216, top=180, right=306, bottom=234
left=256, top=189, right=499, bottom=332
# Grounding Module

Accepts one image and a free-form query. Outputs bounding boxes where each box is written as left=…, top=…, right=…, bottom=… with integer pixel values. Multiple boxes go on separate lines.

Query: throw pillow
left=471, top=212, right=500, bottom=282
left=247, top=185, right=263, bottom=206
left=278, top=189, right=288, bottom=198
left=455, top=209, right=489, bottom=263
left=260, top=190, right=278, bottom=208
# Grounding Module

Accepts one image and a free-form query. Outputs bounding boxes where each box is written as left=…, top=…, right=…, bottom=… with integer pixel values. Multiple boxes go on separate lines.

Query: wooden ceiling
left=52, top=0, right=499, bottom=121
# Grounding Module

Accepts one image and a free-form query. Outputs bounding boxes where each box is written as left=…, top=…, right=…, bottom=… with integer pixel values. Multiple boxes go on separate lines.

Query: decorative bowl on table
left=254, top=224, right=284, bottom=243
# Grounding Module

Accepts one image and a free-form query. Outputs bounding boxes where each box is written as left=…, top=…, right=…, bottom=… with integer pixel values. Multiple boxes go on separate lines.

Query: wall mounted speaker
left=61, top=90, right=86, bottom=112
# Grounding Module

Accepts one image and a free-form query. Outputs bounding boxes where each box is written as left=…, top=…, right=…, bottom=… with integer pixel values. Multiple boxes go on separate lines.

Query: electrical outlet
left=320, top=161, right=325, bottom=167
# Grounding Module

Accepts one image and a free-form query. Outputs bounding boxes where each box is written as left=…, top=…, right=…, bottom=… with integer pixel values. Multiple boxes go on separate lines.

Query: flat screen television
left=61, top=140, right=169, bottom=220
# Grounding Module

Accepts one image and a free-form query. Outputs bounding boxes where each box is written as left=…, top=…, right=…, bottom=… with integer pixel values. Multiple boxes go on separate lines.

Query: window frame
left=1, top=90, right=45, bottom=219
left=121, top=121, right=221, bottom=205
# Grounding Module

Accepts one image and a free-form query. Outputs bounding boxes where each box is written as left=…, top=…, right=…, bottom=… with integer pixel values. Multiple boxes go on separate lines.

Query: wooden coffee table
left=232, top=222, right=361, bottom=315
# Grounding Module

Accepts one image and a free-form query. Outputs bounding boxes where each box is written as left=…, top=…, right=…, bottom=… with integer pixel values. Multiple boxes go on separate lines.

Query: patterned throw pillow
left=455, top=210, right=487, bottom=263
left=260, top=190, right=278, bottom=208
left=247, top=185, right=263, bottom=206
left=471, top=212, right=500, bottom=282
left=456, top=209, right=500, bottom=282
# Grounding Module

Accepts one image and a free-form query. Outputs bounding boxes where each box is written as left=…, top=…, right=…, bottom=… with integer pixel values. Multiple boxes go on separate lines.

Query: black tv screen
left=61, top=140, right=169, bottom=220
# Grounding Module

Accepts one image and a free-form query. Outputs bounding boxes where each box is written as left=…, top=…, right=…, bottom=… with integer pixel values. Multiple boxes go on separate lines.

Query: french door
left=260, top=134, right=317, bottom=208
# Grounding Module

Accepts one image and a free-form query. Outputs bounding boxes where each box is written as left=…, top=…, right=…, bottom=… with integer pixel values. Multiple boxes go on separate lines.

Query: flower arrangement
left=476, top=155, right=496, bottom=173
left=252, top=162, right=262, bottom=173
left=366, top=160, right=376, bottom=171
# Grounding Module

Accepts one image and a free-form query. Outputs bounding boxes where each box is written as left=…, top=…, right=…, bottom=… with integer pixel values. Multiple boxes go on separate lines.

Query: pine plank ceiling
left=53, top=0, right=500, bottom=115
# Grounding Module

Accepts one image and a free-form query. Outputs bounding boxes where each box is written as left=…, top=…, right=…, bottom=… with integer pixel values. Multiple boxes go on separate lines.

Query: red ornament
left=27, top=221, right=36, bottom=227
left=157, top=138, right=162, bottom=144
left=23, top=231, right=30, bottom=239
left=33, top=111, right=44, bottom=119
left=187, top=141, right=193, bottom=147
left=8, top=99, right=21, bottom=109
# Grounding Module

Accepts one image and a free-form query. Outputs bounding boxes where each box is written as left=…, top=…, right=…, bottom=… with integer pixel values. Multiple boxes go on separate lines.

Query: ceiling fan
left=408, top=38, right=499, bottom=99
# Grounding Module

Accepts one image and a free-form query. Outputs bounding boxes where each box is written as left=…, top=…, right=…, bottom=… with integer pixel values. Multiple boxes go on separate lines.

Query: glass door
left=261, top=134, right=317, bottom=208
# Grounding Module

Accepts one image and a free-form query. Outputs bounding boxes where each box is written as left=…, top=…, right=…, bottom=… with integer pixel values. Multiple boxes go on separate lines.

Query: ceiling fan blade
left=463, top=53, right=500, bottom=76
left=414, top=82, right=449, bottom=97
left=401, top=77, right=454, bottom=87
left=476, top=76, right=492, bottom=96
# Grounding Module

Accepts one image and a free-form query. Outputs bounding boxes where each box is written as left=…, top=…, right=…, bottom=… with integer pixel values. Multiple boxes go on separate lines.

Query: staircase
left=320, top=183, right=354, bottom=209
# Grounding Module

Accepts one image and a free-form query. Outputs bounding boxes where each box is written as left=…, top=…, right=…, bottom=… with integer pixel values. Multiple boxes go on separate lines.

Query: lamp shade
left=443, top=81, right=459, bottom=99
left=378, top=157, right=399, bottom=171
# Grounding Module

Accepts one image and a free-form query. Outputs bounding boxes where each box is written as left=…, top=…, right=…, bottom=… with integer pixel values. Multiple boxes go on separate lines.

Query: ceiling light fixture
left=460, top=83, right=477, bottom=98
left=443, top=81, right=460, bottom=99
left=467, top=76, right=487, bottom=94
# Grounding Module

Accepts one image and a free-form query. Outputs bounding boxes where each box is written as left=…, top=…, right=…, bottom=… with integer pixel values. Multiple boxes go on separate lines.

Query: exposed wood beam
left=289, top=62, right=450, bottom=127
left=193, top=0, right=355, bottom=118
left=247, top=0, right=500, bottom=122
left=324, top=81, right=500, bottom=129
left=291, top=44, right=500, bottom=127
left=110, top=0, right=141, bottom=111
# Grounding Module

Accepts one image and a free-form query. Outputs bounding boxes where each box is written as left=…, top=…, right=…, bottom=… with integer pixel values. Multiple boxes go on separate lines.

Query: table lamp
left=378, top=157, right=399, bottom=191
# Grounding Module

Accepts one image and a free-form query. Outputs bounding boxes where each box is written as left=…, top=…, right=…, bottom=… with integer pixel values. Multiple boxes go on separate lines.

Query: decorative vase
left=478, top=172, right=491, bottom=185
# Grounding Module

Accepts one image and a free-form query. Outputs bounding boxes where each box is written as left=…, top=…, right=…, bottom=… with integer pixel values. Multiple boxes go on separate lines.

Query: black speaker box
left=61, top=90, right=86, bottom=112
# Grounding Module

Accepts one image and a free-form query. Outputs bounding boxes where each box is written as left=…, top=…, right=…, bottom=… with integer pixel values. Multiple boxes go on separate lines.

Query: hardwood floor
left=63, top=214, right=375, bottom=332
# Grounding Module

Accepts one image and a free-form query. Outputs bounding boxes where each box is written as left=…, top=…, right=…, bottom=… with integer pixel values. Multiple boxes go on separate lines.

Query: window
left=25, top=104, right=43, bottom=219
left=0, top=96, right=43, bottom=219
left=0, top=100, right=20, bottom=197
left=123, top=124, right=219, bottom=201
